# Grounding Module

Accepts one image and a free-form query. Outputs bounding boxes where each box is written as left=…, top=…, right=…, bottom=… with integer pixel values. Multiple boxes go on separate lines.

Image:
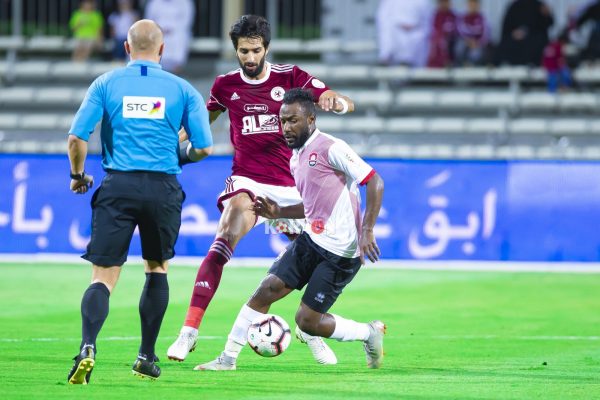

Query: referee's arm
left=180, top=86, right=214, bottom=164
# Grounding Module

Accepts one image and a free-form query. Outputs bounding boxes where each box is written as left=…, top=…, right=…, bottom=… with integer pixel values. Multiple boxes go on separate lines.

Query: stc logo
left=122, top=96, right=166, bottom=119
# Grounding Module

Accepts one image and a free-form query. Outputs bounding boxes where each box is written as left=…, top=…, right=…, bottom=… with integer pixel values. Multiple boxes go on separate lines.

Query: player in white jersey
left=196, top=88, right=386, bottom=370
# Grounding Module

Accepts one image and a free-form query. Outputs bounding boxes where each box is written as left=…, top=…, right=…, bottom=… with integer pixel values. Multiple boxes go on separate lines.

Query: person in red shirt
left=542, top=32, right=573, bottom=93
left=427, top=0, right=458, bottom=68
left=455, top=0, right=490, bottom=66
left=168, top=15, right=355, bottom=367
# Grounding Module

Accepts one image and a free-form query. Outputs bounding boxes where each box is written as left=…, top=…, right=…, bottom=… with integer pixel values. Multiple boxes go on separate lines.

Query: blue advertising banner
left=0, top=154, right=598, bottom=261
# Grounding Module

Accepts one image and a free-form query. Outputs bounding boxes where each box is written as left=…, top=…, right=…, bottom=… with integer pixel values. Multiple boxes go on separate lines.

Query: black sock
left=139, top=273, right=169, bottom=358
left=80, top=282, right=110, bottom=351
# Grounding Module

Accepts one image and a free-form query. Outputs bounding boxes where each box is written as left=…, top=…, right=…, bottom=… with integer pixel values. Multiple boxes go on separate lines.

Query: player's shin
left=184, top=237, right=233, bottom=329
left=223, top=304, right=266, bottom=358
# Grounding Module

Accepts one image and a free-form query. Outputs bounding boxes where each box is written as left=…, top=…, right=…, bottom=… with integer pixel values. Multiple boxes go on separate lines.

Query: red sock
left=183, top=238, right=232, bottom=329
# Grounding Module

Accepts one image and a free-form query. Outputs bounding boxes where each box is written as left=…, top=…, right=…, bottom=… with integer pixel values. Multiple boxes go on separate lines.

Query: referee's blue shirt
left=69, top=60, right=212, bottom=174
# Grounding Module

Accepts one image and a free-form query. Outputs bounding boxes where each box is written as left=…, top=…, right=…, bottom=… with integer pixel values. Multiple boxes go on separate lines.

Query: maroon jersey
left=207, top=62, right=330, bottom=186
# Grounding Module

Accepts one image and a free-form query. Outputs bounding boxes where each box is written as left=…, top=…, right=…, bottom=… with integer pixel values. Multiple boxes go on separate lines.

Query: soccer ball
left=247, top=314, right=291, bottom=357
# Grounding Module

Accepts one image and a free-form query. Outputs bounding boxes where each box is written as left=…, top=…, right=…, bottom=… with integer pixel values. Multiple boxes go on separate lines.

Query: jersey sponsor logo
left=244, top=104, right=269, bottom=113
left=241, top=114, right=280, bottom=135
left=311, top=78, right=325, bottom=89
left=122, top=96, right=166, bottom=119
left=308, top=152, right=318, bottom=167
left=270, top=86, right=285, bottom=101
left=231, top=92, right=240, bottom=100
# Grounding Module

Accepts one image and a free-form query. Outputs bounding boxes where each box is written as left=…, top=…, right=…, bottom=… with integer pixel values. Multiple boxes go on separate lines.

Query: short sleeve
left=182, top=84, right=213, bottom=149
left=206, top=76, right=227, bottom=112
left=327, top=140, right=375, bottom=186
left=292, top=66, right=330, bottom=101
left=69, top=76, right=105, bottom=141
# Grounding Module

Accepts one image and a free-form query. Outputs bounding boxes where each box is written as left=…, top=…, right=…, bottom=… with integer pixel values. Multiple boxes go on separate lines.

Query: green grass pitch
left=1, top=262, right=600, bottom=399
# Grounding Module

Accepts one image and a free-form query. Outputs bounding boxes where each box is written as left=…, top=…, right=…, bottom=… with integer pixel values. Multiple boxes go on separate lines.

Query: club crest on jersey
left=244, top=104, right=269, bottom=113
left=311, top=79, right=325, bottom=89
left=271, top=86, right=285, bottom=101
left=308, top=152, right=318, bottom=167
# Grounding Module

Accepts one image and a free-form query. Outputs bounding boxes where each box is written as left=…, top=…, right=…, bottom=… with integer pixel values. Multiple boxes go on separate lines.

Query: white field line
left=1, top=335, right=600, bottom=344
left=2, top=254, right=600, bottom=273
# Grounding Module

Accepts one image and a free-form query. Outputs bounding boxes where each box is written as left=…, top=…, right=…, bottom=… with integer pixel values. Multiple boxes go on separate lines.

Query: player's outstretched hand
left=359, top=229, right=381, bottom=264
left=70, top=174, right=94, bottom=195
left=252, top=196, right=281, bottom=219
left=318, top=92, right=338, bottom=112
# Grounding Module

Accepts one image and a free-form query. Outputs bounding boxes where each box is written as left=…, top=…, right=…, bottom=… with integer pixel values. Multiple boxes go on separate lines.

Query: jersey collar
left=294, top=128, right=321, bottom=155
left=127, top=60, right=163, bottom=69
left=239, top=62, right=271, bottom=85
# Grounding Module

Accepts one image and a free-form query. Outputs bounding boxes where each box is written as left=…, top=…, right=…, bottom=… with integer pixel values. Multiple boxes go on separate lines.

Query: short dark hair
left=229, top=15, right=271, bottom=49
left=282, top=88, right=316, bottom=116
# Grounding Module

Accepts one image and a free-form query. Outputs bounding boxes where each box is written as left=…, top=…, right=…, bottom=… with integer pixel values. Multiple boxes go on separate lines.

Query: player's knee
left=254, top=274, right=286, bottom=301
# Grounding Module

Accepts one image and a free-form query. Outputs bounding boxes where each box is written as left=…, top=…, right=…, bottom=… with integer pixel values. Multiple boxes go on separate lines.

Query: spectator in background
left=108, top=0, right=139, bottom=61
left=376, top=0, right=431, bottom=67
left=455, top=0, right=489, bottom=66
left=497, top=0, right=554, bottom=66
left=427, top=0, right=457, bottom=68
left=145, top=0, right=194, bottom=74
left=569, top=0, right=600, bottom=64
left=542, top=32, right=573, bottom=93
left=70, top=0, right=104, bottom=62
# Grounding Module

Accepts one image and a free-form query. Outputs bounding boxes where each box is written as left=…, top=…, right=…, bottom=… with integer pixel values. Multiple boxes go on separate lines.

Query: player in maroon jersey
left=168, top=15, right=354, bottom=367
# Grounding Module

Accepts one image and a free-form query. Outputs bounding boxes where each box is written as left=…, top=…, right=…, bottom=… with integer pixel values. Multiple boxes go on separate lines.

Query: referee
left=66, top=19, right=213, bottom=384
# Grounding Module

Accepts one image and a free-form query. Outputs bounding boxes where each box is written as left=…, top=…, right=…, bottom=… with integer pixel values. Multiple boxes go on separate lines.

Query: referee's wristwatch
left=70, top=171, right=86, bottom=180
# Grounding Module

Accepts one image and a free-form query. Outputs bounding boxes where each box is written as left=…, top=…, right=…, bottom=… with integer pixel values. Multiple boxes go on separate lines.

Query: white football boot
left=363, top=320, right=386, bottom=369
left=193, top=352, right=237, bottom=371
left=295, top=326, right=338, bottom=365
left=167, top=328, right=198, bottom=362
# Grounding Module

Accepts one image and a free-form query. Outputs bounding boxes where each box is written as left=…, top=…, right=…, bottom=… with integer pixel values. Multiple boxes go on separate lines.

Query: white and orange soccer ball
left=247, top=314, right=291, bottom=357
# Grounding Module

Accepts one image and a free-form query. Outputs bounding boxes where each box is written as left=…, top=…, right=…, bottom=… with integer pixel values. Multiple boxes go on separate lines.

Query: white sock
left=181, top=325, right=198, bottom=335
left=223, top=304, right=265, bottom=359
left=329, top=314, right=370, bottom=342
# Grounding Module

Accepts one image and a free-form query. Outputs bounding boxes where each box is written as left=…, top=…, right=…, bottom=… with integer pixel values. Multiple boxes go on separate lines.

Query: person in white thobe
left=376, top=0, right=432, bottom=67
left=145, top=0, right=195, bottom=73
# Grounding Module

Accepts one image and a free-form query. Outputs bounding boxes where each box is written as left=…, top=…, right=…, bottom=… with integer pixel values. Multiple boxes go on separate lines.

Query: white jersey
left=290, top=130, right=375, bottom=258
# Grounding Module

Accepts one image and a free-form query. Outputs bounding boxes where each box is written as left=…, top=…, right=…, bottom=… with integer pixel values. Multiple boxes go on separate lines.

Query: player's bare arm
left=67, top=134, right=94, bottom=194
left=178, top=110, right=223, bottom=143
left=252, top=196, right=305, bottom=219
left=318, top=90, right=355, bottom=113
left=360, top=172, right=384, bottom=264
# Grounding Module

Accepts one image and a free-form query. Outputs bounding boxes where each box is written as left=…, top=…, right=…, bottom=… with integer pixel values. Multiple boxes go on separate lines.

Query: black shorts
left=83, top=171, right=185, bottom=266
left=269, top=232, right=362, bottom=313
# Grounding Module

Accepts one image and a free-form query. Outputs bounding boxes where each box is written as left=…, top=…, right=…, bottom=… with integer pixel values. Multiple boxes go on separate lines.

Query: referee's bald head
left=127, top=19, right=163, bottom=55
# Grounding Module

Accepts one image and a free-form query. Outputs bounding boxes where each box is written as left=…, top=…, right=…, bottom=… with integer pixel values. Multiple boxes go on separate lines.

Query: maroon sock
left=184, top=238, right=232, bottom=329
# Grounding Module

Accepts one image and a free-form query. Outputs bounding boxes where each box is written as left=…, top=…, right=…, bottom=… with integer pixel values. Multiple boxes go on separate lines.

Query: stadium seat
left=190, top=38, right=222, bottom=53
left=0, top=87, right=35, bottom=104
left=574, top=67, right=600, bottom=84
left=334, top=66, right=370, bottom=80
left=451, top=67, right=490, bottom=82
left=478, top=92, right=517, bottom=109
left=341, top=40, right=377, bottom=53
left=558, top=93, right=597, bottom=111
left=549, top=119, right=588, bottom=135
left=583, top=146, right=600, bottom=159
left=92, top=61, right=124, bottom=76
left=19, top=114, right=60, bottom=130
left=428, top=118, right=467, bottom=134
left=509, top=119, right=548, bottom=135
left=269, top=39, right=303, bottom=53
left=396, top=91, right=436, bottom=108
left=58, top=115, right=74, bottom=130
left=437, top=92, right=477, bottom=108
left=466, top=118, right=505, bottom=134
left=588, top=120, right=600, bottom=134
left=386, top=117, right=426, bottom=133
left=306, top=38, right=341, bottom=53
left=300, top=64, right=329, bottom=80
left=345, top=90, right=393, bottom=108
left=372, top=66, right=410, bottom=81
left=455, top=144, right=495, bottom=159
left=13, top=61, right=51, bottom=79
left=317, top=116, right=345, bottom=131
left=0, top=36, right=26, bottom=50
left=490, top=66, right=528, bottom=82
left=51, top=62, right=91, bottom=79
left=528, top=68, right=547, bottom=83
left=36, top=88, right=76, bottom=105
left=410, top=68, right=450, bottom=82
left=519, top=92, right=558, bottom=110
left=26, top=36, right=66, bottom=51
left=0, top=114, right=19, bottom=129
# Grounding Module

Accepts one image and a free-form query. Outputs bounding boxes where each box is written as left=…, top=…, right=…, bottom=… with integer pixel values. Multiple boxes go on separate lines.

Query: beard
left=285, top=128, right=311, bottom=149
left=240, top=54, right=266, bottom=78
